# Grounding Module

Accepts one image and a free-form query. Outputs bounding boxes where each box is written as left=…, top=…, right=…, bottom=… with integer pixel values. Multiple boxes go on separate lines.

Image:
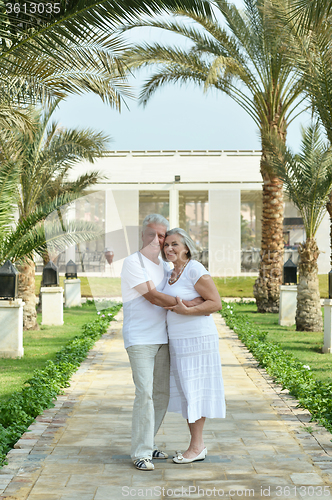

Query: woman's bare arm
left=165, top=275, right=221, bottom=316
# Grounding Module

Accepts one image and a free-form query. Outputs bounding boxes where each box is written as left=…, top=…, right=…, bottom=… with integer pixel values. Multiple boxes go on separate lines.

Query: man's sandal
left=152, top=449, right=168, bottom=459
left=133, top=458, right=154, bottom=470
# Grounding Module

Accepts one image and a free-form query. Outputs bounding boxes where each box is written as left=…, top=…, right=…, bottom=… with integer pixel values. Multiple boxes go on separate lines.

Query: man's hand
left=164, top=296, right=189, bottom=315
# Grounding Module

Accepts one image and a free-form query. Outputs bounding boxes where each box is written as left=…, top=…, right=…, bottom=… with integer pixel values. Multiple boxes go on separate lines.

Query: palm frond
left=288, top=0, right=332, bottom=30
left=1, top=218, right=102, bottom=264
left=0, top=0, right=212, bottom=66
left=61, top=171, right=105, bottom=194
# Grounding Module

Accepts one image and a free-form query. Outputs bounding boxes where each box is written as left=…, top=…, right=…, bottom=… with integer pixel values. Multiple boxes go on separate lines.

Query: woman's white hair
left=161, top=227, right=199, bottom=261
left=142, top=214, right=169, bottom=231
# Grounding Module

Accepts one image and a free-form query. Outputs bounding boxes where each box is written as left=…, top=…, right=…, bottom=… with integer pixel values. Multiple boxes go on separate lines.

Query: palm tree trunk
left=17, top=258, right=39, bottom=330
left=253, top=168, right=284, bottom=313
left=295, top=238, right=322, bottom=331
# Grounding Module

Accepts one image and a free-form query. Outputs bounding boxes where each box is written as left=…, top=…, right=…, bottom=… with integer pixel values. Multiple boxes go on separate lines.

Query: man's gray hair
left=161, top=227, right=199, bottom=261
left=142, top=213, right=169, bottom=231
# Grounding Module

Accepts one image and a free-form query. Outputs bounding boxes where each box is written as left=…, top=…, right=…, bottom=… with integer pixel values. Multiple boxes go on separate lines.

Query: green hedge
left=221, top=302, right=332, bottom=435
left=0, top=302, right=122, bottom=467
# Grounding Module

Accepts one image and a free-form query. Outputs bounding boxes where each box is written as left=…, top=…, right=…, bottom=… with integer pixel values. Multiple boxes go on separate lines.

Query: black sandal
left=152, top=449, right=168, bottom=459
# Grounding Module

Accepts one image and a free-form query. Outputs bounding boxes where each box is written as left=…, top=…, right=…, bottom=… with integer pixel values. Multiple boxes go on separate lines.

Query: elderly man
left=120, top=214, right=201, bottom=471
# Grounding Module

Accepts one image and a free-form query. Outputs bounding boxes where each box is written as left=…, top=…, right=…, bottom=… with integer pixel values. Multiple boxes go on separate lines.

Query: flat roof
left=103, top=149, right=262, bottom=157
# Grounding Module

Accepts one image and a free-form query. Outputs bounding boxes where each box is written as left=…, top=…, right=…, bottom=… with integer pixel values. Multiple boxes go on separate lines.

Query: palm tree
left=122, top=0, right=306, bottom=313
left=0, top=0, right=212, bottom=133
left=270, top=122, right=332, bottom=331
left=1, top=99, right=110, bottom=330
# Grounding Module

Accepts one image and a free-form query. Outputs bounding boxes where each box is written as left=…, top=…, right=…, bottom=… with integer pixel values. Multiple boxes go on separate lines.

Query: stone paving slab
left=0, top=310, right=331, bottom=500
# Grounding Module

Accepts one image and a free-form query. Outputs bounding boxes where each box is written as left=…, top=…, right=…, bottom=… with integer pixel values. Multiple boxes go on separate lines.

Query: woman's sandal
left=172, top=447, right=207, bottom=464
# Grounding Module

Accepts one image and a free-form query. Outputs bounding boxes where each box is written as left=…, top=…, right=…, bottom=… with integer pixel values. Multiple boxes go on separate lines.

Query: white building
left=54, top=150, right=330, bottom=277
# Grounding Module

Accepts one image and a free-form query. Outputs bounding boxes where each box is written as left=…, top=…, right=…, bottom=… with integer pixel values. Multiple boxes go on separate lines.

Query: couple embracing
left=121, top=214, right=226, bottom=471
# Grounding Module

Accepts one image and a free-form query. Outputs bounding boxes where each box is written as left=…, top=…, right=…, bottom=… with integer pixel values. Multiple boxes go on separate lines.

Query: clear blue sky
left=54, top=1, right=311, bottom=152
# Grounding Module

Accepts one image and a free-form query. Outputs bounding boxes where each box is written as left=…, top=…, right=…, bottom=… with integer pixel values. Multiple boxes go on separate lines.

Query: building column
left=104, top=189, right=139, bottom=277
left=65, top=203, right=76, bottom=264
left=209, top=190, right=241, bottom=277
left=169, top=186, right=179, bottom=229
left=316, top=211, right=330, bottom=274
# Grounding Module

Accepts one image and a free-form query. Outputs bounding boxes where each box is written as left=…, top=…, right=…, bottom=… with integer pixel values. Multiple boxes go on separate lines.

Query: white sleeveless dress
left=163, top=259, right=226, bottom=423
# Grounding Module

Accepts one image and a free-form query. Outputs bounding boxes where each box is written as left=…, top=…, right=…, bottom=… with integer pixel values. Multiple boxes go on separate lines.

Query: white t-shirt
left=121, top=252, right=170, bottom=348
left=162, top=259, right=218, bottom=339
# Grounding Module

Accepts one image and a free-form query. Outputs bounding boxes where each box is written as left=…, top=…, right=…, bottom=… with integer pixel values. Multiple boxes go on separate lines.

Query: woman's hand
left=164, top=296, right=189, bottom=315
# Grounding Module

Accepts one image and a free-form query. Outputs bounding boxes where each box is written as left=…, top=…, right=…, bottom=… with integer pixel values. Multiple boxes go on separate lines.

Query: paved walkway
left=1, top=311, right=332, bottom=500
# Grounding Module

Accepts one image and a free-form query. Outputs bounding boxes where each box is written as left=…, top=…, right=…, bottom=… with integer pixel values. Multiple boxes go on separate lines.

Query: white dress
left=163, top=259, right=226, bottom=423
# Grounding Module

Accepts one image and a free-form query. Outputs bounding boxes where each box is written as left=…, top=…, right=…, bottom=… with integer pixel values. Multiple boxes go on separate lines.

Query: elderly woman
left=162, top=228, right=226, bottom=464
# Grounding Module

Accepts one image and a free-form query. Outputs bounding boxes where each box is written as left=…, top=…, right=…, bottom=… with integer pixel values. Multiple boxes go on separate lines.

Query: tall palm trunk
left=296, top=238, right=322, bottom=331
left=17, top=258, right=39, bottom=330
left=254, top=143, right=285, bottom=312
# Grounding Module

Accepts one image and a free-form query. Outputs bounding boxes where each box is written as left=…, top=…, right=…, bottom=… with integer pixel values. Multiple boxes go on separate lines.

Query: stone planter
left=323, top=299, right=332, bottom=353
left=279, top=285, right=297, bottom=326
left=0, top=299, right=24, bottom=358
left=41, top=287, right=63, bottom=326
left=64, top=279, right=81, bottom=308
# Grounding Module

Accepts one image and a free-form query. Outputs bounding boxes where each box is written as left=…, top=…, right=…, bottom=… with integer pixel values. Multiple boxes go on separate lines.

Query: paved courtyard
left=0, top=310, right=332, bottom=500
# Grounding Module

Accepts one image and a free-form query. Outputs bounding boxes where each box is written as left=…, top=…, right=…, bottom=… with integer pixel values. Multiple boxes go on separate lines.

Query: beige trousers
left=126, top=343, right=170, bottom=460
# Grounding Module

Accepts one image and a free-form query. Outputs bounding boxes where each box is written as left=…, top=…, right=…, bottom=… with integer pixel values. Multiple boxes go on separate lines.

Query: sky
left=54, top=1, right=311, bottom=153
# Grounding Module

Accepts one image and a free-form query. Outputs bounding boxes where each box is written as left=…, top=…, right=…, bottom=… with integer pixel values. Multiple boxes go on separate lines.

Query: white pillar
left=41, top=287, right=64, bottom=325
left=169, top=186, right=179, bottom=229
left=113, top=190, right=139, bottom=253
left=316, top=212, right=330, bottom=274
left=323, top=299, right=332, bottom=353
left=64, top=279, right=81, bottom=308
left=279, top=285, right=297, bottom=326
left=65, top=246, right=76, bottom=263
left=209, top=190, right=241, bottom=277
left=104, top=190, right=139, bottom=277
left=65, top=203, right=76, bottom=263
left=0, top=299, right=24, bottom=358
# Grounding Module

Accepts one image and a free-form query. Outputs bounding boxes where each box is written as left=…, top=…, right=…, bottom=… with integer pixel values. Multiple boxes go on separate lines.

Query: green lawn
left=0, top=302, right=99, bottom=403
left=34, top=274, right=330, bottom=299
left=214, top=274, right=329, bottom=298
left=35, top=275, right=122, bottom=297
left=231, top=302, right=332, bottom=385
left=213, top=276, right=257, bottom=297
